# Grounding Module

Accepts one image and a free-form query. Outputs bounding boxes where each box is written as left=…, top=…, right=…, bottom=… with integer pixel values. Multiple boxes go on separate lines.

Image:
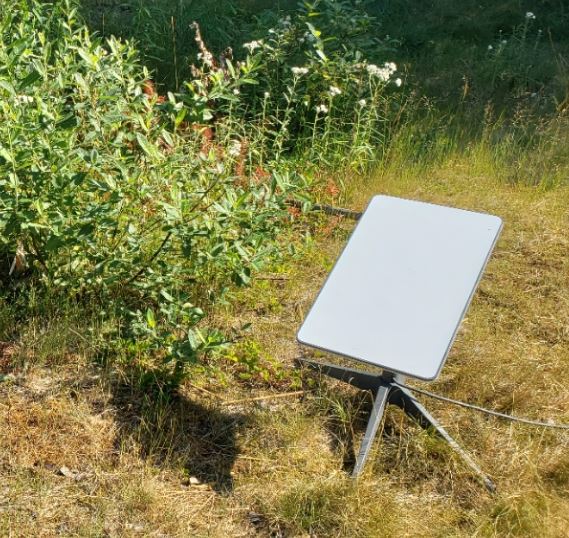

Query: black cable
left=394, top=381, right=569, bottom=430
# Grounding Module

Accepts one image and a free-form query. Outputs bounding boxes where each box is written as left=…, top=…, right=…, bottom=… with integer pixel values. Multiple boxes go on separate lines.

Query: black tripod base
left=298, top=358, right=496, bottom=492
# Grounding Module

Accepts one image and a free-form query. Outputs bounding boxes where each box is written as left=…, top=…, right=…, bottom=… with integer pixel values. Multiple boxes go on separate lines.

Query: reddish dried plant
left=287, top=205, right=301, bottom=219
left=252, top=165, right=270, bottom=185
left=321, top=215, right=342, bottom=237
left=325, top=178, right=340, bottom=199
left=235, top=138, right=250, bottom=180
left=142, top=79, right=166, bottom=103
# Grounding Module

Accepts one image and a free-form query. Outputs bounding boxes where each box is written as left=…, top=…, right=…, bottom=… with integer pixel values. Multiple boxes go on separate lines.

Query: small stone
left=58, top=466, right=85, bottom=481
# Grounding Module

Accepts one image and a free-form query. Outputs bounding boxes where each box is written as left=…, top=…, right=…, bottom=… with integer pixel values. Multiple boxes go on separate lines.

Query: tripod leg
left=391, top=385, right=496, bottom=492
left=352, top=384, right=391, bottom=478
left=296, top=357, right=381, bottom=391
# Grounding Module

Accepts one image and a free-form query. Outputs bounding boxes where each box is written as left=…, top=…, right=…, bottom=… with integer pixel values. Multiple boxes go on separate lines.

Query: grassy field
left=2, top=0, right=569, bottom=536
left=3, top=157, right=569, bottom=536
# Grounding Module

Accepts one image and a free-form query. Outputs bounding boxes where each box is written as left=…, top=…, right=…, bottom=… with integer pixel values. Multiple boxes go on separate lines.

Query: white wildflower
left=228, top=140, right=242, bottom=157
left=502, top=39, right=508, bottom=44
left=15, top=95, right=34, bottom=104
left=488, top=44, right=493, bottom=50
left=394, top=77, right=402, bottom=87
left=366, top=63, right=391, bottom=81
left=384, top=62, right=397, bottom=73
left=233, top=88, right=240, bottom=95
left=243, top=40, right=263, bottom=52
left=358, top=99, right=366, bottom=107
left=264, top=91, right=270, bottom=98
left=366, top=64, right=378, bottom=75
left=329, top=85, right=342, bottom=97
left=316, top=104, right=328, bottom=114
left=525, top=11, right=536, bottom=20
left=291, top=66, right=309, bottom=76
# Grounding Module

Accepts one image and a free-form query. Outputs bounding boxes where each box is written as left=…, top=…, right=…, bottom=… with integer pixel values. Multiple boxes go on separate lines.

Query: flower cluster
left=228, top=140, right=242, bottom=157
left=525, top=11, right=536, bottom=20
left=329, top=85, right=342, bottom=97
left=316, top=104, right=329, bottom=114
left=291, top=66, right=309, bottom=76
left=243, top=40, right=263, bottom=52
left=14, top=95, right=34, bottom=105
left=366, top=61, right=397, bottom=82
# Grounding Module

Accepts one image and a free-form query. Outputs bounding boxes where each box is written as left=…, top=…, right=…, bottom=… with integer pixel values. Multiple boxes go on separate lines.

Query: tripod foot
left=352, top=384, right=391, bottom=478
left=390, top=384, right=496, bottom=493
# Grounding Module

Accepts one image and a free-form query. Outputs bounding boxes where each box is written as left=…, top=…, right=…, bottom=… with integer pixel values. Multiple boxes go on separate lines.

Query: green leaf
left=306, top=22, right=321, bottom=38
left=160, top=202, right=181, bottom=222
left=225, top=59, right=236, bottom=78
left=232, top=267, right=251, bottom=286
left=19, top=69, right=42, bottom=90
left=160, top=290, right=175, bottom=303
left=174, top=107, right=187, bottom=129
left=0, top=79, right=16, bottom=96
left=56, top=114, right=78, bottom=130
left=136, top=133, right=160, bottom=159
left=45, top=235, right=65, bottom=252
left=146, top=308, right=156, bottom=329
left=75, top=47, right=98, bottom=69
left=0, top=147, right=14, bottom=164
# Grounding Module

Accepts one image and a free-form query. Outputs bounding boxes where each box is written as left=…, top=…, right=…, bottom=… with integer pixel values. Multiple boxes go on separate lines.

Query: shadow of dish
left=109, top=380, right=246, bottom=493
left=323, top=389, right=374, bottom=473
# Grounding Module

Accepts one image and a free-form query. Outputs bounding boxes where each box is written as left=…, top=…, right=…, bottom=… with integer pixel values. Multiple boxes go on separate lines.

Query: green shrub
left=0, top=0, right=303, bottom=382
left=0, top=0, right=403, bottom=385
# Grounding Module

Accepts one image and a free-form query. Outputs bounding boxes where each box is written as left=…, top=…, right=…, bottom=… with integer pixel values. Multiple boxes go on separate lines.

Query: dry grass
left=2, top=159, right=569, bottom=536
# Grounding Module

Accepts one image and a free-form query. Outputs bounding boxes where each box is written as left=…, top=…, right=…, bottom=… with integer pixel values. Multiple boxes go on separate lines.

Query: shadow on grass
left=318, top=388, right=372, bottom=474
left=320, top=384, right=457, bottom=486
left=109, top=375, right=247, bottom=493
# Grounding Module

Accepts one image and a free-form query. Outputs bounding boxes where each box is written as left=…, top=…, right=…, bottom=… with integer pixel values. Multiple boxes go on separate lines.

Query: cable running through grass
left=394, top=381, right=569, bottom=430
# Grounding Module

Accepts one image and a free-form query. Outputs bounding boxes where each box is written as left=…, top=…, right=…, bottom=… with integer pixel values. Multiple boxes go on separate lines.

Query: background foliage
left=1, top=1, right=569, bottom=536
